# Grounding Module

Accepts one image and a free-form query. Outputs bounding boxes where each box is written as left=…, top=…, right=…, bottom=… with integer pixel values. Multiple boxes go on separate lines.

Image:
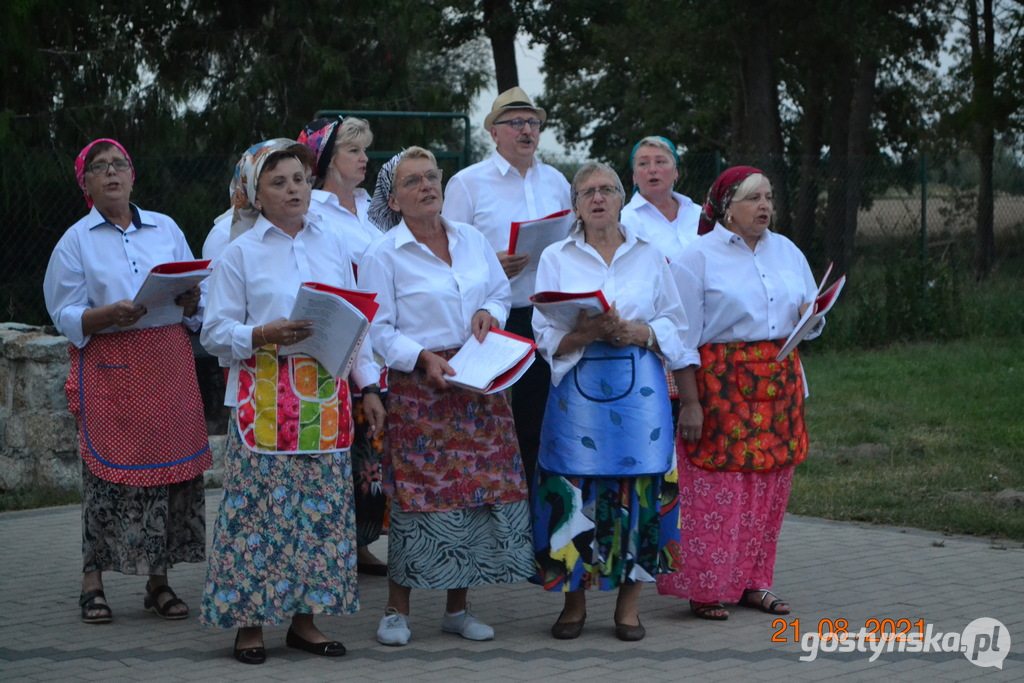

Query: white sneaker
left=441, top=605, right=494, bottom=641
left=377, top=607, right=411, bottom=646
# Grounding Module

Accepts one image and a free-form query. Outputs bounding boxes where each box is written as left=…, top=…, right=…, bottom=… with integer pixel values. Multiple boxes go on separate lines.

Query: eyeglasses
left=397, top=169, right=443, bottom=190
left=493, top=117, right=543, bottom=132
left=86, top=159, right=131, bottom=175
left=578, top=185, right=619, bottom=201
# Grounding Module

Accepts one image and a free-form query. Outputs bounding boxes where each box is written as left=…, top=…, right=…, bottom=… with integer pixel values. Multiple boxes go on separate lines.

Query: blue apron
left=538, top=341, right=673, bottom=477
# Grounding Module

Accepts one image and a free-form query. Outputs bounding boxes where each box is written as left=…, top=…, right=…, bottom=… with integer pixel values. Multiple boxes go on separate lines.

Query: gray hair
left=570, top=161, right=626, bottom=212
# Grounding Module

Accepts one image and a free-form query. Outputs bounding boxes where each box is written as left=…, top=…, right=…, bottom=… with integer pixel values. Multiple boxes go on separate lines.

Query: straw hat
left=483, top=86, right=547, bottom=131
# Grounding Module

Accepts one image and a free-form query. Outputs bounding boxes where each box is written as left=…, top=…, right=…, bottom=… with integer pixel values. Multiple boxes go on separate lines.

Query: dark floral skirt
left=81, top=465, right=206, bottom=575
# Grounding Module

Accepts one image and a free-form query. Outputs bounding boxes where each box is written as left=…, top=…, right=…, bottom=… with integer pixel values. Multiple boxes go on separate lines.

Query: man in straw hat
left=443, top=86, right=571, bottom=489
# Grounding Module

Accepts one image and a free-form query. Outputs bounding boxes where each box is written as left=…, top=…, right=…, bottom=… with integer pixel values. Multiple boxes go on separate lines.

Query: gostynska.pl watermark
left=789, top=617, right=1009, bottom=668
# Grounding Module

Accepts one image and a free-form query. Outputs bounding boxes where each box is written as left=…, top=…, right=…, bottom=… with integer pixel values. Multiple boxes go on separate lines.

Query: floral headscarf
left=697, top=166, right=764, bottom=235
left=298, top=117, right=342, bottom=183
left=368, top=151, right=404, bottom=231
left=75, top=138, right=136, bottom=209
left=229, top=138, right=299, bottom=241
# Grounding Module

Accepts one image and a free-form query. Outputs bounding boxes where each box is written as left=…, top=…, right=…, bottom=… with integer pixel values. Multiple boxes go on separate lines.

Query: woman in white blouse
left=199, top=140, right=385, bottom=664
left=618, top=136, right=703, bottom=264
left=657, top=166, right=820, bottom=621
left=358, top=147, right=533, bottom=647
left=43, top=138, right=211, bottom=627
left=530, top=161, right=698, bottom=642
left=298, top=115, right=389, bottom=575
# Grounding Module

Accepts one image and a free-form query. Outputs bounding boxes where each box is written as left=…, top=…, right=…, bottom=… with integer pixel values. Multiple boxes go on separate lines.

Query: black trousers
left=505, top=305, right=550, bottom=490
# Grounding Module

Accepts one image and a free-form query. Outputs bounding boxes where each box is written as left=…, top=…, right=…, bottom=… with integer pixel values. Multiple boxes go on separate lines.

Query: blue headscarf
left=629, top=136, right=679, bottom=195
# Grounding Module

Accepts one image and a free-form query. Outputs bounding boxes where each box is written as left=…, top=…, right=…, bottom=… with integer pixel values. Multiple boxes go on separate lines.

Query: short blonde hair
left=335, top=116, right=373, bottom=150
left=389, top=146, right=438, bottom=196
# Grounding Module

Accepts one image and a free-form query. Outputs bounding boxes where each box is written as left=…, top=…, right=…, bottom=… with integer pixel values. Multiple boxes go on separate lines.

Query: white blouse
left=201, top=213, right=380, bottom=406
left=43, top=205, right=202, bottom=348
left=358, top=217, right=511, bottom=373
left=619, top=190, right=702, bottom=264
left=532, top=223, right=697, bottom=386
left=672, top=224, right=821, bottom=349
left=309, top=188, right=381, bottom=266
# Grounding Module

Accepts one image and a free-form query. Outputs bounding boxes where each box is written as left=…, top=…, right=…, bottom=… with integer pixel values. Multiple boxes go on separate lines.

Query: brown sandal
left=689, top=600, right=729, bottom=620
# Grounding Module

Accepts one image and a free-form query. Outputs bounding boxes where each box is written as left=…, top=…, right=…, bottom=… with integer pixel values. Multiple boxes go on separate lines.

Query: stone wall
left=0, top=322, right=225, bottom=493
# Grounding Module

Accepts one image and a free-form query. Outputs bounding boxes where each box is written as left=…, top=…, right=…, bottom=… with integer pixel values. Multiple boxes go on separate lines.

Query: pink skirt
left=655, top=457, right=793, bottom=603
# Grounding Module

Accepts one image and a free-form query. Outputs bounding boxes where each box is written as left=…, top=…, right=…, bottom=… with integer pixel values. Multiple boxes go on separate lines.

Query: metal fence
left=4, top=146, right=1024, bottom=338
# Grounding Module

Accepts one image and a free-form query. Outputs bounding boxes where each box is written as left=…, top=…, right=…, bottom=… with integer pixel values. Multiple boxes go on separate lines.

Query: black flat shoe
left=550, top=611, right=586, bottom=640
left=233, top=631, right=266, bottom=665
left=286, top=627, right=346, bottom=657
left=614, top=618, right=646, bottom=642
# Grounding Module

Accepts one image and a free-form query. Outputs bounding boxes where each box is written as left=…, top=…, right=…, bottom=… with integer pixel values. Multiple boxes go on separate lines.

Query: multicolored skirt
left=530, top=467, right=681, bottom=592
left=200, top=418, right=358, bottom=628
left=383, top=354, right=527, bottom=512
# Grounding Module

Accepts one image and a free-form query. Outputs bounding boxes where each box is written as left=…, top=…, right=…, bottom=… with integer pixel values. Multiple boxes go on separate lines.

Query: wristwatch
left=361, top=383, right=382, bottom=395
left=645, top=325, right=655, bottom=349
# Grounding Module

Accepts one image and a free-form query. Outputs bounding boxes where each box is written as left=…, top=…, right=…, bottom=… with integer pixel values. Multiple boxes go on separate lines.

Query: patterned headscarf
left=697, top=166, right=764, bottom=235
left=298, top=117, right=342, bottom=183
left=229, top=138, right=299, bottom=241
left=368, top=151, right=404, bottom=231
left=75, top=138, right=136, bottom=209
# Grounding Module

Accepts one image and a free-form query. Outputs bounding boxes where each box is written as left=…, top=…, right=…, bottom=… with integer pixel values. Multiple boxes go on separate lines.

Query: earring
left=727, top=214, right=734, bottom=224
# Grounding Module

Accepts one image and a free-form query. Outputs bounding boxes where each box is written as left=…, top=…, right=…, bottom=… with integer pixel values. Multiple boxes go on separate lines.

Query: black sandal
left=80, top=589, right=113, bottom=624
left=740, top=589, right=790, bottom=615
left=144, top=583, right=189, bottom=620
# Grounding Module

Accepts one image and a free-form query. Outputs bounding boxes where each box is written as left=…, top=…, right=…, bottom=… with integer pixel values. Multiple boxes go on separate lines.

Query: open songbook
left=530, top=290, right=611, bottom=328
left=775, top=263, right=846, bottom=360
left=130, top=259, right=212, bottom=327
left=287, top=282, right=379, bottom=379
left=443, top=327, right=537, bottom=394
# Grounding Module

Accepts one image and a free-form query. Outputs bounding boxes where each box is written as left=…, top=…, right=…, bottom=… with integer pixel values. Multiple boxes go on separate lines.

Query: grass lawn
left=795, top=337, right=1024, bottom=543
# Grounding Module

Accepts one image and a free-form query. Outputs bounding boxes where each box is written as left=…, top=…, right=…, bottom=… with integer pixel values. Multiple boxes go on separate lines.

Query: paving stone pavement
left=1, top=490, right=1021, bottom=682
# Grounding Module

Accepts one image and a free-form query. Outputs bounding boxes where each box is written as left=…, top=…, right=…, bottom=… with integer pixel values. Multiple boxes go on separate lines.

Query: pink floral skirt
left=656, top=457, right=793, bottom=603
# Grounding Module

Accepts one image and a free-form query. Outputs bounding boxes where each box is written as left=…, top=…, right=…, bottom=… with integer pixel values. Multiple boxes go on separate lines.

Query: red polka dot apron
left=235, top=345, right=354, bottom=454
left=65, top=325, right=212, bottom=486
left=681, top=339, right=808, bottom=472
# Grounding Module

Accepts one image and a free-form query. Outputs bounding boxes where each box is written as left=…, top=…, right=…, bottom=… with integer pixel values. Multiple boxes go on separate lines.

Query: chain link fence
left=4, top=146, right=1023, bottom=345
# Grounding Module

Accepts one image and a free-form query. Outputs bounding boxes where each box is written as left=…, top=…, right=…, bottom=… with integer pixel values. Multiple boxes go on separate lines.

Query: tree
left=526, top=0, right=944, bottom=274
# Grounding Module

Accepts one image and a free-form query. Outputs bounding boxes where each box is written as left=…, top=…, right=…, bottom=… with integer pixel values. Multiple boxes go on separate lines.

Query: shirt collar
left=564, top=220, right=638, bottom=253
left=489, top=150, right=537, bottom=177
left=252, top=212, right=316, bottom=241
left=709, top=222, right=773, bottom=247
left=393, top=216, right=459, bottom=250
left=86, top=203, right=151, bottom=231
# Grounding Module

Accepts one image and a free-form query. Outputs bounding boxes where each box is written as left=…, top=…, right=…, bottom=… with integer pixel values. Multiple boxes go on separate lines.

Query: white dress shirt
left=619, top=190, right=703, bottom=264
left=442, top=150, right=571, bottom=307
left=532, top=223, right=698, bottom=386
left=309, top=188, right=381, bottom=266
left=201, top=213, right=380, bottom=406
left=44, top=204, right=202, bottom=348
left=202, top=209, right=233, bottom=261
left=358, top=217, right=511, bottom=373
left=671, top=224, right=821, bottom=349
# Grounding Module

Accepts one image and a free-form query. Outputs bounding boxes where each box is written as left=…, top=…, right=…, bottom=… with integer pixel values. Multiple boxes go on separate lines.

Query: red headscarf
left=697, top=166, right=764, bottom=235
left=75, top=138, right=136, bottom=209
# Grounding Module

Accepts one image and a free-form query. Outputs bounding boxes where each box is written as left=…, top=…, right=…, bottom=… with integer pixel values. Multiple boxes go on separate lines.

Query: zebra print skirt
left=386, top=499, right=533, bottom=589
